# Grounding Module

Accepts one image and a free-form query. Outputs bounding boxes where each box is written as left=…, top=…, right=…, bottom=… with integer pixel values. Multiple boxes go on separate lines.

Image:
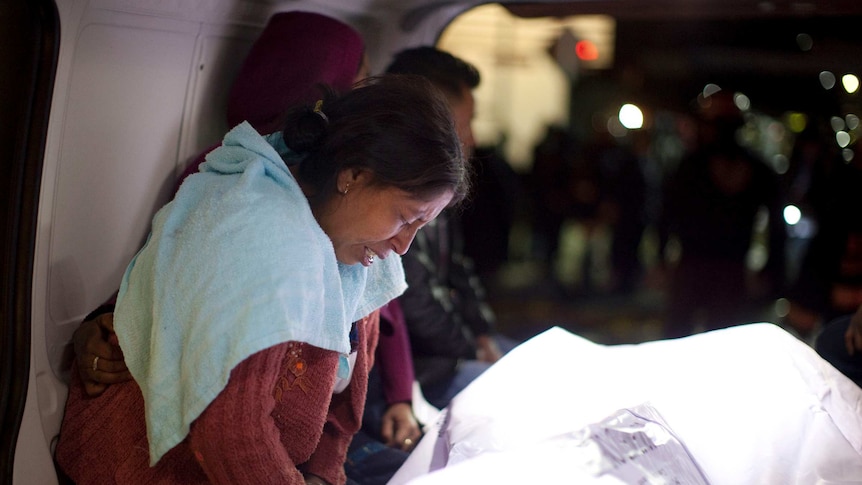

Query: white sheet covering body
left=391, top=324, right=862, bottom=484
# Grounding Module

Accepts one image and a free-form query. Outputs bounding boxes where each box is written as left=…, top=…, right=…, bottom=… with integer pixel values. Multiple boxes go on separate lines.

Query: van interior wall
left=18, top=2, right=260, bottom=482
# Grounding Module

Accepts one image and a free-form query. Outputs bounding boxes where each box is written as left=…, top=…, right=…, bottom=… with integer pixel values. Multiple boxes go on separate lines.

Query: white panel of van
left=17, top=1, right=267, bottom=482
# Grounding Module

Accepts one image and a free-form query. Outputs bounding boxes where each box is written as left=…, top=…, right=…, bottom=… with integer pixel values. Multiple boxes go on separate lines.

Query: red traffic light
left=575, top=40, right=599, bottom=61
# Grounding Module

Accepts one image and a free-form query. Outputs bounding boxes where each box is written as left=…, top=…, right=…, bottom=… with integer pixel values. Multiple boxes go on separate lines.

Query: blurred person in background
left=529, top=125, right=579, bottom=285
left=460, top=142, right=522, bottom=281
left=658, top=90, right=786, bottom=338
left=784, top=129, right=862, bottom=343
left=782, top=118, right=862, bottom=344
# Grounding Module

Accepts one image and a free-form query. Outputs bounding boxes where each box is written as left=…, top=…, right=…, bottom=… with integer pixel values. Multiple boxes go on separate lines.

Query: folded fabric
left=114, top=121, right=406, bottom=464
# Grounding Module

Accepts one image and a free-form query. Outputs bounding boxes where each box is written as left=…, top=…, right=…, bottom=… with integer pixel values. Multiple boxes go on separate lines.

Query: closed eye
left=404, top=217, right=428, bottom=228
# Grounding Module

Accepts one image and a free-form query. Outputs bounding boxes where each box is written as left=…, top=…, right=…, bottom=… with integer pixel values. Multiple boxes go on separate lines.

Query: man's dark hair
left=385, top=46, right=480, bottom=100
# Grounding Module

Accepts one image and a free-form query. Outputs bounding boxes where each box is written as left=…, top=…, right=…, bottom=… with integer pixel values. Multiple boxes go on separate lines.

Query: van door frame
left=0, top=0, right=59, bottom=481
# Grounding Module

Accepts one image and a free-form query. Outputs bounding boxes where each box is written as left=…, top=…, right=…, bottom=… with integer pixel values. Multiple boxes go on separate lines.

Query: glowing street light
left=842, top=74, right=860, bottom=94
left=575, top=40, right=599, bottom=61
left=783, top=205, right=801, bottom=225
left=618, top=103, right=643, bottom=130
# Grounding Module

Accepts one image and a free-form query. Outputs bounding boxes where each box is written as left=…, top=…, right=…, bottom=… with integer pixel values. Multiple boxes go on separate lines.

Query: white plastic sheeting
left=393, top=324, right=862, bottom=484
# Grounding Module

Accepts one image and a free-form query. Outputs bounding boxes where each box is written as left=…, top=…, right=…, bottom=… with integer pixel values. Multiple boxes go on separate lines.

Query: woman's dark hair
left=281, top=74, right=471, bottom=206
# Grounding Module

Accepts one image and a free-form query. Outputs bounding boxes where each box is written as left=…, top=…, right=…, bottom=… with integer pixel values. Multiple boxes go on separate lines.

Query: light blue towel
left=114, top=121, right=406, bottom=464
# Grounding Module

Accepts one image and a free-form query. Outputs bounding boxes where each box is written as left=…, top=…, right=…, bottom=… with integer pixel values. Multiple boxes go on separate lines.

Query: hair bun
left=282, top=105, right=328, bottom=154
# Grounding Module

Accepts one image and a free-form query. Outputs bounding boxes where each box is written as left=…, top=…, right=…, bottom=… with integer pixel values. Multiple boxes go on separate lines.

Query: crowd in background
left=463, top=87, right=862, bottom=347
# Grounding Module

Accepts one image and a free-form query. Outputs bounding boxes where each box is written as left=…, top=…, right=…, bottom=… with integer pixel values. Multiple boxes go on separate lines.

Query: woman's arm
left=189, top=341, right=340, bottom=484
left=190, top=313, right=381, bottom=484
left=303, top=312, right=380, bottom=484
left=377, top=301, right=421, bottom=450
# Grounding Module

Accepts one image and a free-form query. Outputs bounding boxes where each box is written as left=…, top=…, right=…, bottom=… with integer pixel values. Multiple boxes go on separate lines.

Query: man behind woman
left=385, top=47, right=517, bottom=410
left=55, top=22, right=469, bottom=485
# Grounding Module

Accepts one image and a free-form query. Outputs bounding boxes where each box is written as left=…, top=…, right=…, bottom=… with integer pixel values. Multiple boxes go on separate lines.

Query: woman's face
left=317, top=170, right=453, bottom=266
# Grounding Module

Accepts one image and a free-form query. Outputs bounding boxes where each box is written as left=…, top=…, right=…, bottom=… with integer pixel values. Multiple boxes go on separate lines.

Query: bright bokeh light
left=843, top=148, right=855, bottom=162
left=783, top=205, right=802, bottom=225
left=820, top=71, right=836, bottom=90
left=842, top=74, right=860, bottom=94
left=847, top=114, right=860, bottom=130
left=767, top=121, right=786, bottom=143
left=831, top=116, right=846, bottom=132
left=787, top=112, right=807, bottom=133
left=702, top=83, right=722, bottom=97
left=618, top=103, right=643, bottom=129
left=836, top=130, right=851, bottom=148
left=773, top=153, right=789, bottom=174
left=733, top=92, right=751, bottom=111
left=575, top=40, right=599, bottom=61
left=796, top=33, right=813, bottom=51
left=775, top=298, right=790, bottom=318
